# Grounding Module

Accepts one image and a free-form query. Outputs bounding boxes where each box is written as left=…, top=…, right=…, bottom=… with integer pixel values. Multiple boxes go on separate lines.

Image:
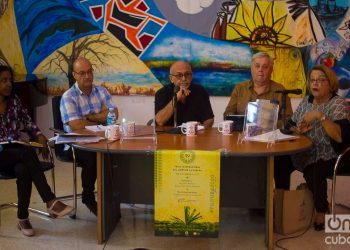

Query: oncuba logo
left=325, top=215, right=350, bottom=233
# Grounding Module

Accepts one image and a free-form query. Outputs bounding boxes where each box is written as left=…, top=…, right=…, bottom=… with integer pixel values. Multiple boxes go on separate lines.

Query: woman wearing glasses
left=0, top=65, right=74, bottom=236
left=275, top=64, right=350, bottom=230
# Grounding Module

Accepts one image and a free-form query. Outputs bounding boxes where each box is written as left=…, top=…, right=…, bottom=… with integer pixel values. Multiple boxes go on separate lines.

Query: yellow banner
left=155, top=150, right=220, bottom=237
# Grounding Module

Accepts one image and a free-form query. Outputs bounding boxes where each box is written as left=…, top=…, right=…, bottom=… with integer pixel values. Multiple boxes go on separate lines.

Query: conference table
left=72, top=127, right=312, bottom=249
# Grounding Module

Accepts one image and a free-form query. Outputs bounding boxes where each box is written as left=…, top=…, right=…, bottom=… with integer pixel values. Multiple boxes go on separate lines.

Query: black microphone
left=275, top=89, right=302, bottom=95
left=174, top=85, right=180, bottom=94
left=173, top=85, right=180, bottom=127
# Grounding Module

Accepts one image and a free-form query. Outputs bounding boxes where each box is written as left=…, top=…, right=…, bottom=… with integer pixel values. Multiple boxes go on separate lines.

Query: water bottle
left=106, top=107, right=117, bottom=125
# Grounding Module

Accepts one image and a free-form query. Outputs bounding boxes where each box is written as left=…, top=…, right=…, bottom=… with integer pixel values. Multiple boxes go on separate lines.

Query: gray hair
left=252, top=52, right=273, bottom=66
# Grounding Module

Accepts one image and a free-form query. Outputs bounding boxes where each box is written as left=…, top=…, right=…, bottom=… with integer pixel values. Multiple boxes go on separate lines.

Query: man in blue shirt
left=60, top=57, right=117, bottom=215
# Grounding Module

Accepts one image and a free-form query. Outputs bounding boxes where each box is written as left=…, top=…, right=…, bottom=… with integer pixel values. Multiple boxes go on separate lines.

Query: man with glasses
left=223, top=52, right=293, bottom=127
left=60, top=57, right=117, bottom=215
left=155, top=61, right=214, bottom=128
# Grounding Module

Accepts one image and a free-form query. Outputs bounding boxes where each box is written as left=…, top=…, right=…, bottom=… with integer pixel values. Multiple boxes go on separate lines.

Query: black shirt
left=155, top=83, right=214, bottom=126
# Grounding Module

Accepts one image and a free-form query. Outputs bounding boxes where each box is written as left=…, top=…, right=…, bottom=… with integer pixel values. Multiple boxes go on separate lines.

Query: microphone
left=173, top=85, right=180, bottom=127
left=275, top=89, right=302, bottom=95
left=174, top=85, right=180, bottom=94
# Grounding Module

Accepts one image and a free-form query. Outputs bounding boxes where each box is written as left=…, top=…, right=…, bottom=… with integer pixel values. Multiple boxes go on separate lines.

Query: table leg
left=96, top=152, right=103, bottom=244
left=266, top=156, right=274, bottom=250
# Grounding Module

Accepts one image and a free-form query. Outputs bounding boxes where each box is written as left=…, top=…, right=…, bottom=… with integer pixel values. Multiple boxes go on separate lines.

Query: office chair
left=329, top=146, right=350, bottom=218
left=51, top=96, right=78, bottom=219
left=0, top=143, right=55, bottom=218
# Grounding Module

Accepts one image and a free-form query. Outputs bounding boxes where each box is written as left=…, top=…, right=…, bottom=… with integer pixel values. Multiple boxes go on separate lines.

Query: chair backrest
left=52, top=96, right=64, bottom=131
left=335, top=146, right=350, bottom=175
left=51, top=96, right=72, bottom=162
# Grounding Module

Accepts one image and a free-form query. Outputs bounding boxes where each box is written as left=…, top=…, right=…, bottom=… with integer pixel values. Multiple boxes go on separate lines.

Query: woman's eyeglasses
left=310, top=78, right=328, bottom=84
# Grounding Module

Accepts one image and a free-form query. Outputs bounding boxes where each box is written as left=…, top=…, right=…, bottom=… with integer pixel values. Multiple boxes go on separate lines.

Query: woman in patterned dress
left=275, top=64, right=350, bottom=230
left=0, top=65, right=74, bottom=236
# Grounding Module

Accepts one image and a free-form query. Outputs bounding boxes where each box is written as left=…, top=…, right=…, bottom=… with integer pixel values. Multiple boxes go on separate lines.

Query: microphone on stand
left=275, top=89, right=301, bottom=134
left=173, top=85, right=180, bottom=128
left=275, top=89, right=302, bottom=95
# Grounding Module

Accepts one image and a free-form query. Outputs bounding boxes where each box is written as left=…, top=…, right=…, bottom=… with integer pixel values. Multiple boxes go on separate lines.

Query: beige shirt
left=223, top=80, right=293, bottom=128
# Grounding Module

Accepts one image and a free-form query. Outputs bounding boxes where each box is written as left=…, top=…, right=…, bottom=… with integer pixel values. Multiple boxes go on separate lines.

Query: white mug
left=105, top=125, right=120, bottom=140
left=181, top=121, right=198, bottom=136
left=123, top=121, right=135, bottom=136
left=218, top=120, right=233, bottom=135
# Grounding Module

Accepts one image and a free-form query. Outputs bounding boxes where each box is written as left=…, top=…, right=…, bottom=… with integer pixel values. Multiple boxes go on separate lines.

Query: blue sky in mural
left=14, top=0, right=101, bottom=73
left=309, top=0, right=348, bottom=7
left=141, top=23, right=252, bottom=96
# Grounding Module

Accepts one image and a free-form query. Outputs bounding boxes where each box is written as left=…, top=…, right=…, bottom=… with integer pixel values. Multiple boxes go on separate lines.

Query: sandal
left=17, top=219, right=35, bottom=237
left=47, top=200, right=74, bottom=218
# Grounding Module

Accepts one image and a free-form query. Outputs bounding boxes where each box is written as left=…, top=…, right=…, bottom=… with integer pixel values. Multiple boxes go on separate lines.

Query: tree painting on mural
left=35, top=33, right=163, bottom=96
left=40, top=34, right=130, bottom=88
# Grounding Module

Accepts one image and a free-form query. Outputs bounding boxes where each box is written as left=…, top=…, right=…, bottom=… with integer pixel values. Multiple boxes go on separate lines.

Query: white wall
left=35, top=95, right=302, bottom=138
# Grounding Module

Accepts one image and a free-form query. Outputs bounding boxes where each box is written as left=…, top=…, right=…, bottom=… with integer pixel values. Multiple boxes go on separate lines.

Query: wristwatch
left=320, top=115, right=326, bottom=122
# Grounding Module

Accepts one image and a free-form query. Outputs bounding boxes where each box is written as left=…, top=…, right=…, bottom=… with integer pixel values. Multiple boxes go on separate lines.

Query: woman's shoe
left=314, top=212, right=325, bottom=231
left=17, top=219, right=35, bottom=237
left=47, top=199, right=74, bottom=218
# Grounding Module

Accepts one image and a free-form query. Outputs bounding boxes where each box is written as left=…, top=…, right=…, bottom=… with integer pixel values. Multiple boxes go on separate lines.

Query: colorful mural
left=0, top=0, right=349, bottom=97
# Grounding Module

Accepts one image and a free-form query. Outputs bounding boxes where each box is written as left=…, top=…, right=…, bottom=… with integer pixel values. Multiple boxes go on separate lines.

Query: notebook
left=224, top=115, right=245, bottom=131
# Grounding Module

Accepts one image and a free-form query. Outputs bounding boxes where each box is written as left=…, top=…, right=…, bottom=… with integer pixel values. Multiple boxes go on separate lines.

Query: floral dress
left=0, top=95, right=41, bottom=142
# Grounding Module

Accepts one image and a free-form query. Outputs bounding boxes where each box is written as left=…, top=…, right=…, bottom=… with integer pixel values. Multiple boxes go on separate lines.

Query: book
left=55, top=134, right=104, bottom=144
left=0, top=140, right=44, bottom=147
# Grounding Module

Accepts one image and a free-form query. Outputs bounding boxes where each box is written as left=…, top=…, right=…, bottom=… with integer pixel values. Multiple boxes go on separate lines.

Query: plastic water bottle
left=106, top=107, right=117, bottom=125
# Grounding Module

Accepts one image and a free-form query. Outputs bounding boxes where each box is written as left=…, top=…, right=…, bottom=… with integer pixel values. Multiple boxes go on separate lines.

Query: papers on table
left=244, top=129, right=299, bottom=143
left=85, top=125, right=108, bottom=132
left=53, top=133, right=104, bottom=144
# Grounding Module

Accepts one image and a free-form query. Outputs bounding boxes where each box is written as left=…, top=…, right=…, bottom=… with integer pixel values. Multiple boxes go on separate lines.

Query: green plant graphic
left=171, top=206, right=202, bottom=225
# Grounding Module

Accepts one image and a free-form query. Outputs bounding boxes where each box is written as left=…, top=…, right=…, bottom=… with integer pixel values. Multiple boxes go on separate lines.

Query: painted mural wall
left=0, top=0, right=349, bottom=98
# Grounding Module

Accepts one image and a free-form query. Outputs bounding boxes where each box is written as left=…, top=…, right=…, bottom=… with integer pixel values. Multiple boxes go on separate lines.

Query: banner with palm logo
left=154, top=150, right=220, bottom=237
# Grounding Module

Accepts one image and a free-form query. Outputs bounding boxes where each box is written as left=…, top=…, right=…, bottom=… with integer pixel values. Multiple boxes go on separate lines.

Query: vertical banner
left=154, top=150, right=220, bottom=237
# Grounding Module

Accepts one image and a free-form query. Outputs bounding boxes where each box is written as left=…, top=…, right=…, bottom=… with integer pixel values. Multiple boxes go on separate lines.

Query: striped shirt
left=60, top=82, right=115, bottom=132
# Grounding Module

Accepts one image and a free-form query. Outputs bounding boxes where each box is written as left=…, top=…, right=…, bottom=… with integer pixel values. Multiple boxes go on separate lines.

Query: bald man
left=60, top=57, right=117, bottom=215
left=155, top=61, right=214, bottom=128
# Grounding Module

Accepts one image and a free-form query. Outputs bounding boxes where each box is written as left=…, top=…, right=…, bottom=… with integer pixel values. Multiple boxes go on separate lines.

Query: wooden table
left=73, top=128, right=312, bottom=249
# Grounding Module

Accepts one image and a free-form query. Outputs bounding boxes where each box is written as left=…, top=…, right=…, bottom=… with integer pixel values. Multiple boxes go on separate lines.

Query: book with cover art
left=0, top=140, right=43, bottom=147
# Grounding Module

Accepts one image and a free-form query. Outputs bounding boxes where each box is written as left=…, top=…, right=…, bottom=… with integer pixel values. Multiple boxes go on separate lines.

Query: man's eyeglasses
left=74, top=69, right=94, bottom=77
left=170, top=72, right=192, bottom=79
left=310, top=78, right=328, bottom=84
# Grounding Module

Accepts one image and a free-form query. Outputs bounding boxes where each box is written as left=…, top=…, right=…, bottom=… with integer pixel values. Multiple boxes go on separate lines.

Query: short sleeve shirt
left=60, top=82, right=115, bottom=131
left=291, top=95, right=350, bottom=171
left=155, top=83, right=214, bottom=126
